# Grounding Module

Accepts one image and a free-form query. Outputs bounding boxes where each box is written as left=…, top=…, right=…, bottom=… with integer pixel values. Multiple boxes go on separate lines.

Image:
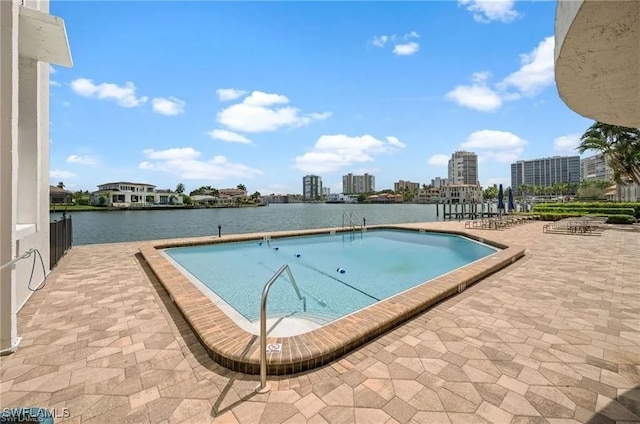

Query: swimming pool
left=142, top=225, right=525, bottom=374
left=164, top=229, right=496, bottom=330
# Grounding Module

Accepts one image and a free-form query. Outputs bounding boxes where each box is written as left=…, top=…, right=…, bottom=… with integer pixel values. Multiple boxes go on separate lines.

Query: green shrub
left=605, top=215, right=637, bottom=224
left=534, top=202, right=640, bottom=218
left=535, top=212, right=585, bottom=221
left=77, top=198, right=89, bottom=205
left=533, top=207, right=635, bottom=216
left=533, top=212, right=637, bottom=224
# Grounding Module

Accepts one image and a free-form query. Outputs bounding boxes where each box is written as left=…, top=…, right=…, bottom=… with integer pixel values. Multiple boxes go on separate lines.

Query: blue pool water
left=164, top=230, right=496, bottom=324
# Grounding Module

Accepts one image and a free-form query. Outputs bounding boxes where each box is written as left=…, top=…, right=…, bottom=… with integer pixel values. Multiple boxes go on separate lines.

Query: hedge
left=606, top=215, right=638, bottom=224
left=533, top=207, right=636, bottom=216
left=534, top=202, right=640, bottom=218
left=532, top=212, right=637, bottom=224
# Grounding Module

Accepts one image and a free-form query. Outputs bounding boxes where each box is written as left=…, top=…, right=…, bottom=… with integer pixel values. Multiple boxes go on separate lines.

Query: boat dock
left=437, top=203, right=502, bottom=221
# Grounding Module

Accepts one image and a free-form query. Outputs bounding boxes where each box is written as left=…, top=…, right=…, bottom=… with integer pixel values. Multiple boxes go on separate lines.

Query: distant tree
left=57, top=181, right=65, bottom=189
left=250, top=191, right=261, bottom=201
left=576, top=180, right=612, bottom=200
left=578, top=121, right=640, bottom=186
left=175, top=183, right=185, bottom=194
left=72, top=190, right=85, bottom=202
left=98, top=196, right=106, bottom=206
left=483, top=186, right=498, bottom=200
left=190, top=185, right=216, bottom=196
left=237, top=184, right=247, bottom=192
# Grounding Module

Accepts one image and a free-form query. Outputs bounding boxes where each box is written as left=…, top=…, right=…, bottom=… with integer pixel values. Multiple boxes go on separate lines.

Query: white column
left=0, top=0, right=20, bottom=355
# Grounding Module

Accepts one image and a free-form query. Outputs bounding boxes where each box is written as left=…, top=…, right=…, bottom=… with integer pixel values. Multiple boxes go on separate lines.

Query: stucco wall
left=0, top=0, right=51, bottom=354
left=554, top=0, right=640, bottom=127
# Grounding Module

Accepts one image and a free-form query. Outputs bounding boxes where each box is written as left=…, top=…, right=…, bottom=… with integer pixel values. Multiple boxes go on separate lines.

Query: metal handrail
left=342, top=210, right=362, bottom=231
left=257, top=264, right=306, bottom=393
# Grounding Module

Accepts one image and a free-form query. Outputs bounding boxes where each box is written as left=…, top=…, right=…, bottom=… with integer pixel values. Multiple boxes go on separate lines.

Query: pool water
left=164, top=230, right=496, bottom=324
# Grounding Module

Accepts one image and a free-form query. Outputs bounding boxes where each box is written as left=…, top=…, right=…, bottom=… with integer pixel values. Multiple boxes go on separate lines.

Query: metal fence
left=50, top=214, right=72, bottom=269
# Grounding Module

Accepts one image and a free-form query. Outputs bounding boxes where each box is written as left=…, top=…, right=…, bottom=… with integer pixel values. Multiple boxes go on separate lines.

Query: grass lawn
left=49, top=204, right=105, bottom=212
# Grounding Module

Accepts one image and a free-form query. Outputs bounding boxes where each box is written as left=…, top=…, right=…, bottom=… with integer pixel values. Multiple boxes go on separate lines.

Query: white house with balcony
left=90, top=182, right=184, bottom=207
left=0, top=0, right=72, bottom=355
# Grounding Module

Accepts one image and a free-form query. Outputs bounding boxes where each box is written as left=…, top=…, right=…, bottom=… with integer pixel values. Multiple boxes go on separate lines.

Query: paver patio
left=1, top=221, right=638, bottom=424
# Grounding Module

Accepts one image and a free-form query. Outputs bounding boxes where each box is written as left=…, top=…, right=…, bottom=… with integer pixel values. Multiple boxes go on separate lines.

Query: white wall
left=0, top=0, right=52, bottom=355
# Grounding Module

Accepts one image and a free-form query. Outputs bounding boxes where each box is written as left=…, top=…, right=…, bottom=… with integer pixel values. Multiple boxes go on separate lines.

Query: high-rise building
left=394, top=180, right=419, bottom=192
left=322, top=187, right=331, bottom=197
left=511, top=155, right=581, bottom=194
left=431, top=177, right=449, bottom=188
left=342, top=173, right=375, bottom=194
left=448, top=151, right=478, bottom=185
left=302, top=175, right=323, bottom=200
left=581, top=153, right=614, bottom=182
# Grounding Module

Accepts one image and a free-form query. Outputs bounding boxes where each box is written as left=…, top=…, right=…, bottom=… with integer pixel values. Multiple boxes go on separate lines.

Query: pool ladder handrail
left=257, top=264, right=306, bottom=393
left=342, top=210, right=363, bottom=231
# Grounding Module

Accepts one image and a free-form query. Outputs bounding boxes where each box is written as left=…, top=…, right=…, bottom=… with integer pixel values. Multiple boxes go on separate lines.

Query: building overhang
left=18, top=6, right=72, bottom=67
left=554, top=0, right=640, bottom=127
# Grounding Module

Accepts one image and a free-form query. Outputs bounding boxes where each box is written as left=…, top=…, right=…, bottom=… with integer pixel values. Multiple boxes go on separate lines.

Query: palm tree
left=57, top=181, right=65, bottom=189
left=237, top=184, right=247, bottom=192
left=175, top=183, right=185, bottom=194
left=578, top=122, right=640, bottom=186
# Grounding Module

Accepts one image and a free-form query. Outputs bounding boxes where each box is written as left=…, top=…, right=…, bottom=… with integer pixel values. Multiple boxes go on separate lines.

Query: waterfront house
left=191, top=195, right=234, bottom=207
left=89, top=182, right=184, bottom=207
left=366, top=193, right=403, bottom=203
left=441, top=184, right=483, bottom=204
left=414, top=187, right=442, bottom=203
left=0, top=0, right=73, bottom=355
left=49, top=185, right=73, bottom=204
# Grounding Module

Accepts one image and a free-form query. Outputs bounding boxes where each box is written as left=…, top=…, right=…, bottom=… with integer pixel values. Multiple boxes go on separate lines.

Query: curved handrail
left=257, top=264, right=306, bottom=393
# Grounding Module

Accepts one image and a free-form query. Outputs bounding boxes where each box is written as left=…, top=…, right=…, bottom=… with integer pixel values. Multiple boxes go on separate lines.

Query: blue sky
left=49, top=0, right=592, bottom=195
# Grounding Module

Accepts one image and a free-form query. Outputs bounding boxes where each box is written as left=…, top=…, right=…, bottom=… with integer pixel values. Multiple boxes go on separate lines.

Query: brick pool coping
left=139, top=225, right=525, bottom=375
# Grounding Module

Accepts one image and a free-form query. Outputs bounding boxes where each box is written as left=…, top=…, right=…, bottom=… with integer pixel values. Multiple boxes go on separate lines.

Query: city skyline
left=49, top=1, right=596, bottom=196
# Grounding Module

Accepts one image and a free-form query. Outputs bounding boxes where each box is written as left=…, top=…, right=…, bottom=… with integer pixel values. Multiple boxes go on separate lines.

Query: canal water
left=50, top=203, right=498, bottom=246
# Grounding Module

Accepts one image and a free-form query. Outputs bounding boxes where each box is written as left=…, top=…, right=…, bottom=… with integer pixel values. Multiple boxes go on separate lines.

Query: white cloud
left=242, top=91, right=289, bottom=107
left=139, top=147, right=263, bottom=181
left=208, top=129, right=252, bottom=144
left=458, top=0, right=520, bottom=23
left=216, top=88, right=247, bottom=102
left=427, top=154, right=449, bottom=167
left=386, top=136, right=406, bottom=148
left=49, top=65, right=56, bottom=74
left=372, top=35, right=389, bottom=47
left=50, top=80, right=61, bottom=87
left=393, top=42, right=420, bottom=56
left=66, top=155, right=97, bottom=165
left=70, top=78, right=148, bottom=107
left=483, top=177, right=510, bottom=188
left=372, top=32, right=420, bottom=56
left=446, top=36, right=554, bottom=111
left=293, top=134, right=405, bottom=173
left=50, top=169, right=76, bottom=179
left=498, top=36, right=555, bottom=96
left=445, top=71, right=503, bottom=112
left=554, top=133, right=581, bottom=153
left=142, top=147, right=200, bottom=161
left=216, top=90, right=331, bottom=133
left=152, top=97, right=186, bottom=116
left=461, top=129, right=528, bottom=163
